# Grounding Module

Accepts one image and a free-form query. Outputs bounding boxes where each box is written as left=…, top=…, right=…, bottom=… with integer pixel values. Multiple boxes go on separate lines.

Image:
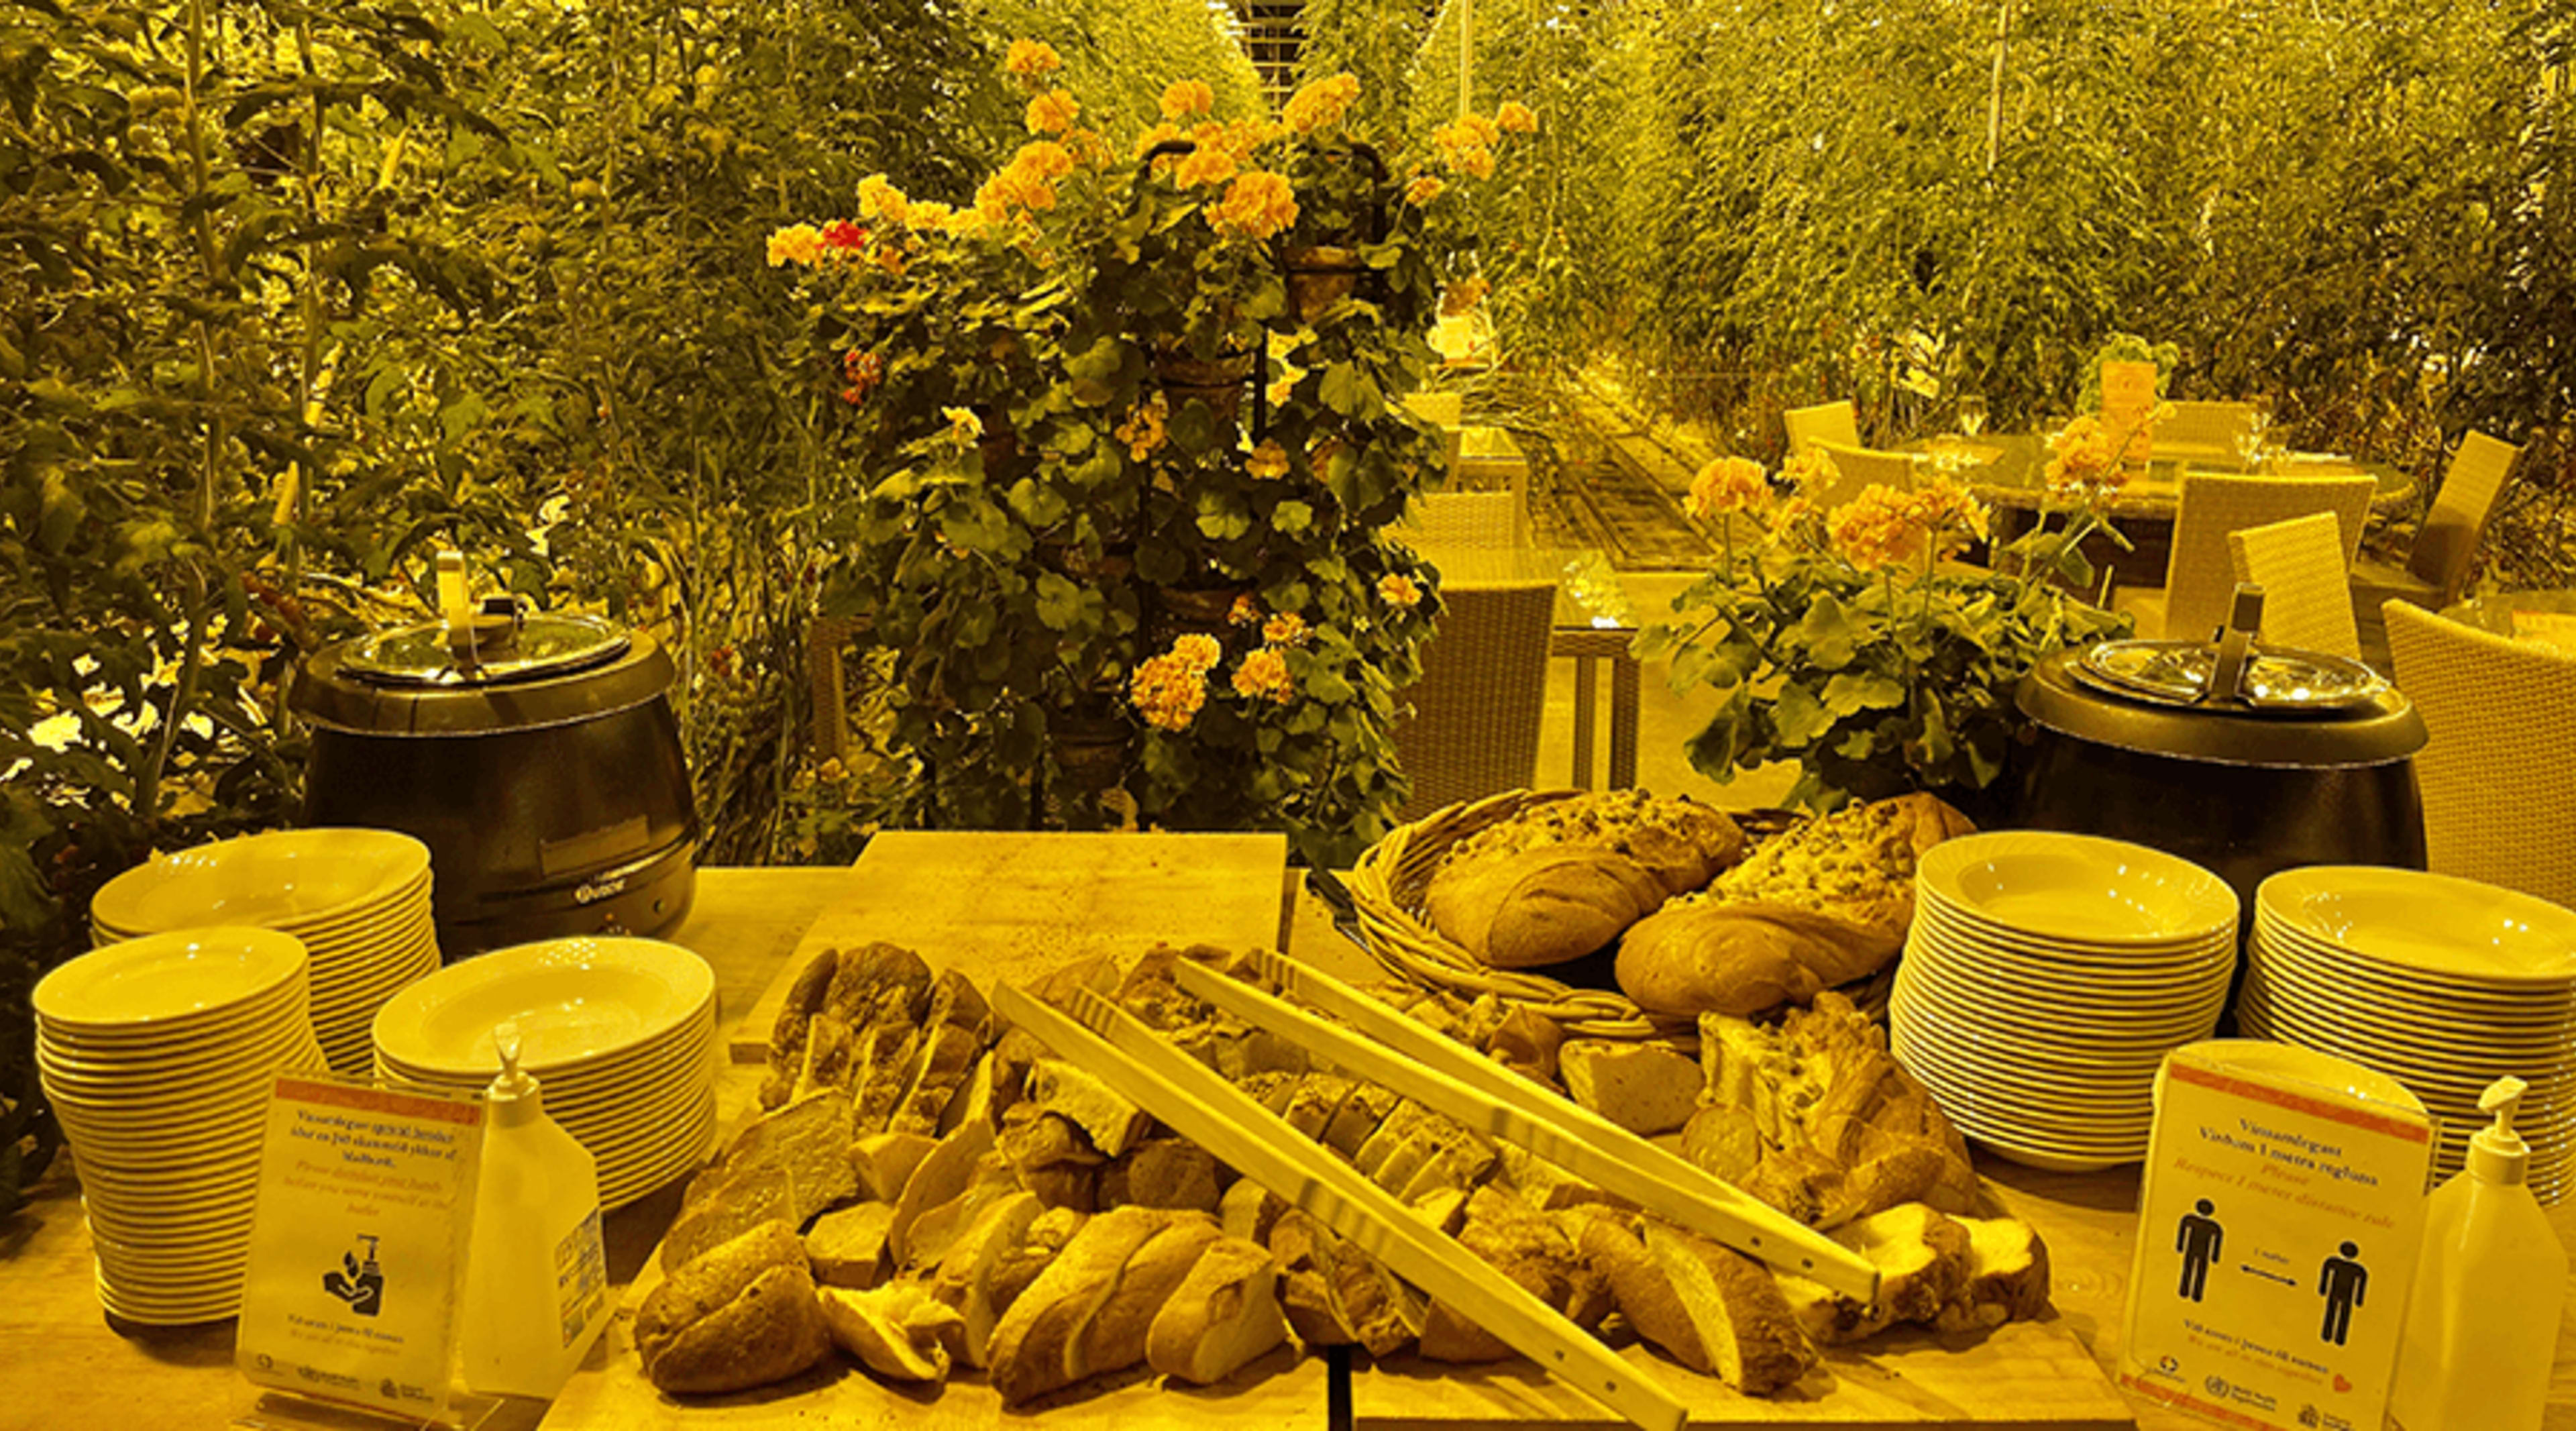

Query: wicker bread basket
left=1349, top=788, right=1835, bottom=1044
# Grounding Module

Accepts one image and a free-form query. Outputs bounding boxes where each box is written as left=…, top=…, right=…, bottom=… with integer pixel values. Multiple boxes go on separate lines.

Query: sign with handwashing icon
left=235, top=1075, right=486, bottom=1423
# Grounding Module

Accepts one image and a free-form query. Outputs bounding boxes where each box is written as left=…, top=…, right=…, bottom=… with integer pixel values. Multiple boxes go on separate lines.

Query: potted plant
left=1640, top=454, right=2133, bottom=818
left=768, top=48, right=1532, bottom=862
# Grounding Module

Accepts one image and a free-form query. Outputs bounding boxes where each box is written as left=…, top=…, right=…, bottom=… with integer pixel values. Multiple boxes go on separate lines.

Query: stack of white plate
left=1891, top=831, right=2239, bottom=1171
left=35, top=928, right=328, bottom=1324
left=91, top=829, right=439, bottom=1077
left=371, top=937, right=718, bottom=1209
left=2241, top=866, right=2576, bottom=1200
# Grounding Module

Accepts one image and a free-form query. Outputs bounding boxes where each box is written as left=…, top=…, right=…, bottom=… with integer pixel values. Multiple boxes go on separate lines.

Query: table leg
left=1571, top=653, right=1599, bottom=790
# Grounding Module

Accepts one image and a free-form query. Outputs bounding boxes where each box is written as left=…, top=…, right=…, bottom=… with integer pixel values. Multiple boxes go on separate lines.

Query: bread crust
left=1615, top=792, right=1974, bottom=1017
left=1425, top=792, right=1749, bottom=969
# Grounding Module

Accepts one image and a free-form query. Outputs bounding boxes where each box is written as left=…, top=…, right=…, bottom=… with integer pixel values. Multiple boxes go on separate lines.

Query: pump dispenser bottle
left=459, top=1022, right=610, bottom=1399
left=2389, top=1075, right=2567, bottom=1431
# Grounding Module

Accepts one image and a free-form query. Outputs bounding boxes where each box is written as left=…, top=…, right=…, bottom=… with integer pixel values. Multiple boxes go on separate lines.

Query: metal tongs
left=994, top=953, right=1882, bottom=1431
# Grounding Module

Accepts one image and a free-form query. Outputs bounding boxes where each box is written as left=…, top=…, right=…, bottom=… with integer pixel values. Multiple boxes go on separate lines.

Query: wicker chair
left=2156, top=472, right=2378, bottom=642
left=2227, top=511, right=2361, bottom=659
left=1811, top=441, right=1919, bottom=508
left=1399, top=490, right=1526, bottom=549
left=2353, top=431, right=2522, bottom=653
left=1784, top=400, right=1860, bottom=458
left=2385, top=600, right=2576, bottom=910
left=2157, top=401, right=2257, bottom=460
left=1389, top=578, right=1559, bottom=823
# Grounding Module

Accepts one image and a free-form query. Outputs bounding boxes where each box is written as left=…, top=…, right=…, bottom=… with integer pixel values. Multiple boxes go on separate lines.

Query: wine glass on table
left=2239, top=394, right=2275, bottom=470
left=1957, top=394, right=1989, bottom=441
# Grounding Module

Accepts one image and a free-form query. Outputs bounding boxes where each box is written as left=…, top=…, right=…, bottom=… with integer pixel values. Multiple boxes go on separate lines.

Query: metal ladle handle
left=2207, top=584, right=2265, bottom=704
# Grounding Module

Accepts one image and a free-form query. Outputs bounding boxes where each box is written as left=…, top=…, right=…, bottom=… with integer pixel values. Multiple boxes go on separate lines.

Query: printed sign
left=237, top=1075, right=485, bottom=1422
left=2121, top=1045, right=2436, bottom=1431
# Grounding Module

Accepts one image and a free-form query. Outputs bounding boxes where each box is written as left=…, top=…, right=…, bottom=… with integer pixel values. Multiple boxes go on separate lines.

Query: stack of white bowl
left=372, top=936, right=718, bottom=1209
left=2241, top=866, right=2576, bottom=1200
left=91, top=829, right=439, bottom=1076
left=1891, top=831, right=2239, bottom=1171
left=35, top=928, right=328, bottom=1324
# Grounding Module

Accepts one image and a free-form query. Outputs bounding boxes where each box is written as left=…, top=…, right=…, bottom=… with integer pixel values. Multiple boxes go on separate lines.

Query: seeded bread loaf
left=1617, top=792, right=1974, bottom=1016
left=1425, top=790, right=1749, bottom=969
left=635, top=1220, right=834, bottom=1395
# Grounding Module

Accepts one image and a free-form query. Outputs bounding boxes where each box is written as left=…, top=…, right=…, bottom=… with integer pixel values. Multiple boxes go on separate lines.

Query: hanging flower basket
left=1283, top=245, right=1366, bottom=323
left=1147, top=581, right=1250, bottom=646
left=1152, top=346, right=1256, bottom=425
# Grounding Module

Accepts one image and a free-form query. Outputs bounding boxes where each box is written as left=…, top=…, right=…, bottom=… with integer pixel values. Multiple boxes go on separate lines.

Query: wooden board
left=730, top=831, right=1290, bottom=1063
left=1355, top=1321, right=2135, bottom=1429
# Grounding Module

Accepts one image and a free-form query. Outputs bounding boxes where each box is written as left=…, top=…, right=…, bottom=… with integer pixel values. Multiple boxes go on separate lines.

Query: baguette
left=986, top=1206, right=1185, bottom=1404
left=1578, top=1214, right=1814, bottom=1394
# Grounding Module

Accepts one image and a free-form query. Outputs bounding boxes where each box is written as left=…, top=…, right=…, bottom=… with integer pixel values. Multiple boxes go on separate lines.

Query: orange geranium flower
left=1283, top=72, right=1361, bottom=134
left=1404, top=175, right=1446, bottom=206
left=1161, top=79, right=1215, bottom=120
left=765, top=223, right=824, bottom=267
left=1246, top=441, right=1291, bottom=480
left=1210, top=170, right=1297, bottom=241
left=1260, top=612, right=1311, bottom=649
left=1377, top=573, right=1423, bottom=609
left=1004, top=39, right=1061, bottom=78
left=1231, top=647, right=1296, bottom=705
left=1026, top=89, right=1079, bottom=136
left=1497, top=101, right=1539, bottom=134
left=1828, top=484, right=1928, bottom=571
left=1686, top=456, right=1770, bottom=520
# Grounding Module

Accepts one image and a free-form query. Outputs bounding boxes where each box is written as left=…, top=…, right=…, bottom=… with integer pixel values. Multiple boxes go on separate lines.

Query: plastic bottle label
left=555, top=1208, right=607, bottom=1348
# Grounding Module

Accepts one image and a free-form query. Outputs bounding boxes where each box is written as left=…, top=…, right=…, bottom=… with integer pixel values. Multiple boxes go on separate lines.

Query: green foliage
left=1296, top=0, right=1429, bottom=143
left=1424, top=0, right=2571, bottom=492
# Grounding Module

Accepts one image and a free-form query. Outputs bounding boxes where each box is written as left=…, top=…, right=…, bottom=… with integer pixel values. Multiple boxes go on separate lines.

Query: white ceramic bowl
left=2259, top=867, right=2576, bottom=986
left=1919, top=832, right=2239, bottom=947
left=89, top=829, right=429, bottom=937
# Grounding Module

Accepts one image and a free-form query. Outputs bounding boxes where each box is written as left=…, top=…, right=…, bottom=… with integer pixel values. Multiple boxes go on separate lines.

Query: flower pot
left=1283, top=245, right=1365, bottom=322
left=1047, top=712, right=1132, bottom=794
left=1148, top=583, right=1250, bottom=645
left=1152, top=346, right=1255, bottom=425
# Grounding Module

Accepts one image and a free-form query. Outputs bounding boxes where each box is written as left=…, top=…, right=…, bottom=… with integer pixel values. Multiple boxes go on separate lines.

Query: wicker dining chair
left=1811, top=441, right=1919, bottom=509
left=2352, top=431, right=2522, bottom=652
left=1783, top=400, right=1860, bottom=458
left=2227, top=511, right=2361, bottom=659
left=1389, top=578, right=1560, bottom=823
left=1399, top=489, right=1527, bottom=549
left=2384, top=600, right=2576, bottom=910
left=2157, top=472, right=2378, bottom=642
left=2157, top=401, right=2257, bottom=457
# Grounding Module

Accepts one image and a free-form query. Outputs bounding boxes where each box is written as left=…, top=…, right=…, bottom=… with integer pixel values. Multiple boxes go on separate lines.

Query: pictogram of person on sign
left=2176, top=1198, right=2224, bottom=1302
left=2318, top=1241, right=2367, bottom=1345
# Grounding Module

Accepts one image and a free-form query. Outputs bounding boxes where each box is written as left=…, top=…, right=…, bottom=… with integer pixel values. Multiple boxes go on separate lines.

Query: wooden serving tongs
left=994, top=953, right=1880, bottom=1431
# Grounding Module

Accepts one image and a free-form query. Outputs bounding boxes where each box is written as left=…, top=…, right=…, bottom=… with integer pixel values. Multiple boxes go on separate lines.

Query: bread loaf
left=1776, top=1202, right=1973, bottom=1344
left=1617, top=792, right=1974, bottom=1017
left=1079, top=1218, right=1224, bottom=1375
left=635, top=1220, right=833, bottom=1395
left=1931, top=1216, right=2053, bottom=1331
left=1425, top=791, right=1747, bottom=969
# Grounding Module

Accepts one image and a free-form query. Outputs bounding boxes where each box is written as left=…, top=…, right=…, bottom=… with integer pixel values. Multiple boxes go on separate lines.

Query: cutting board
left=1356, top=1320, right=2135, bottom=1429
left=731, top=831, right=1291, bottom=1063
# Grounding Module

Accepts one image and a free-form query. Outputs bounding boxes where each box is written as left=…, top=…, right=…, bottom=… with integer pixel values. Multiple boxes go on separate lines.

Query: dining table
left=2441, top=588, right=2576, bottom=648
left=10, top=857, right=2576, bottom=1430
left=1909, top=435, right=2419, bottom=590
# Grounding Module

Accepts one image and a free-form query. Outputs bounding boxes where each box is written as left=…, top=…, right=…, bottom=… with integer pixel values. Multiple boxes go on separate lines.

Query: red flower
left=820, top=219, right=869, bottom=252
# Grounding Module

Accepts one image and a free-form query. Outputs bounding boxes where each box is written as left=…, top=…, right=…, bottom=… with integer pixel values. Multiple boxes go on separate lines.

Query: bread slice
left=927, top=1190, right=1044, bottom=1368
left=635, top=1220, right=832, bottom=1395
left=1099, top=1138, right=1223, bottom=1212
left=1025, top=1059, right=1151, bottom=1157
left=1777, top=1202, right=1972, bottom=1344
left=1931, top=1215, right=2053, bottom=1332
left=987, top=1206, right=1089, bottom=1330
left=1580, top=1214, right=1814, bottom=1393
left=851, top=1130, right=937, bottom=1203
left=901, top=1149, right=1021, bottom=1272
left=888, top=1120, right=996, bottom=1267
left=986, top=1206, right=1181, bottom=1404
left=818, top=1281, right=966, bottom=1383
left=1560, top=1041, right=1701, bottom=1136
left=1080, top=1217, right=1224, bottom=1375
left=805, top=1201, right=897, bottom=1289
left=763, top=947, right=841, bottom=1109
left=1146, top=1235, right=1287, bottom=1384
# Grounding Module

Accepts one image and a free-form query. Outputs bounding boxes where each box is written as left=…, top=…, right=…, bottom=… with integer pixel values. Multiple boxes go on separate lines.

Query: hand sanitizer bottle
left=459, top=1022, right=610, bottom=1399
left=2389, top=1075, right=2567, bottom=1431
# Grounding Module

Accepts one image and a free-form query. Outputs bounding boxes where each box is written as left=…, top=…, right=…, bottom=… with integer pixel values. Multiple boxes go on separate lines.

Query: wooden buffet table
left=9, top=855, right=2576, bottom=1430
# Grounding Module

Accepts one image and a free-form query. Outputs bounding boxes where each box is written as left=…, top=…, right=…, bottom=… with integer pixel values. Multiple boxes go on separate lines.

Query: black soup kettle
left=2013, top=588, right=2428, bottom=941
left=290, top=602, right=700, bottom=958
